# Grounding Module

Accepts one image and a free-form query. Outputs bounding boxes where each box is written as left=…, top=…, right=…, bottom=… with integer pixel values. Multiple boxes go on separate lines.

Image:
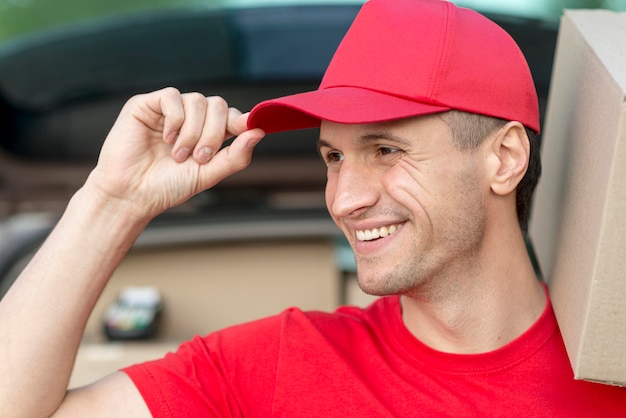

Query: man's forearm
left=0, top=88, right=262, bottom=417
left=0, top=184, right=150, bottom=417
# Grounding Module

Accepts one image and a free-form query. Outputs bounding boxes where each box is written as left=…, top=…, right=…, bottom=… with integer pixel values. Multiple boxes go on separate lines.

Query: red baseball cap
left=247, top=0, right=540, bottom=134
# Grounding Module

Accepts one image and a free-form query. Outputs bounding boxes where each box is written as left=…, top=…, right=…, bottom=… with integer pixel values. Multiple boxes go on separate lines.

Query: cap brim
left=247, top=87, right=451, bottom=134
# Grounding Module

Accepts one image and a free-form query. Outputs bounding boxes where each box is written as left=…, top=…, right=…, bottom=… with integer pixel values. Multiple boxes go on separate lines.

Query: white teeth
left=356, top=224, right=399, bottom=241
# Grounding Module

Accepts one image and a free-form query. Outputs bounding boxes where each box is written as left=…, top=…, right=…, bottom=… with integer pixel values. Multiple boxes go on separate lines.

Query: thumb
left=197, top=127, right=265, bottom=191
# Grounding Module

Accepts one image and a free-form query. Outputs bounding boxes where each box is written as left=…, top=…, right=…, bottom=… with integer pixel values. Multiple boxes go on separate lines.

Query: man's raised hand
left=87, top=88, right=265, bottom=220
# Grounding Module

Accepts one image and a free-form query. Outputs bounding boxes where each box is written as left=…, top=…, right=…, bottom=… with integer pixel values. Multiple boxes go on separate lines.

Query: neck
left=400, top=231, right=546, bottom=354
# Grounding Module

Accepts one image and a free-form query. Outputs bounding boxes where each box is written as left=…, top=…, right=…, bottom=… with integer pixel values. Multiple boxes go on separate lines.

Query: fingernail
left=248, top=135, right=263, bottom=149
left=175, top=147, right=190, bottom=161
left=197, top=147, right=214, bottom=162
left=166, top=131, right=178, bottom=144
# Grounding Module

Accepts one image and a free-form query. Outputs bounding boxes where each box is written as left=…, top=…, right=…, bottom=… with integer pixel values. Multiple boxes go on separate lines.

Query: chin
left=356, top=273, right=408, bottom=297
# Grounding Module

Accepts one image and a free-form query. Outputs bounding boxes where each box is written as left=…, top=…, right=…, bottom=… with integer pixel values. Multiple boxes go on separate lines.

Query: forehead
left=318, top=114, right=452, bottom=146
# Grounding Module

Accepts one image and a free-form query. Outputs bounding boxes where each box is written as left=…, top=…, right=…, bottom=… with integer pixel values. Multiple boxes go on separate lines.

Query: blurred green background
left=1, top=0, right=625, bottom=44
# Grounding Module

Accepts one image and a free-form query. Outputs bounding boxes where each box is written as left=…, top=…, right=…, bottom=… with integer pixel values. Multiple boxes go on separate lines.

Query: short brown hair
left=438, top=110, right=541, bottom=235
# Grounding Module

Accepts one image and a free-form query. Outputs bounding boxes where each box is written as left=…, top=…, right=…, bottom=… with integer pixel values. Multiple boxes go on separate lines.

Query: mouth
left=355, top=223, right=402, bottom=242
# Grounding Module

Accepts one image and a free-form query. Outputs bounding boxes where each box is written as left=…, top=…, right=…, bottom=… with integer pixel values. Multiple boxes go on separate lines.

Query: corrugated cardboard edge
left=529, top=9, right=626, bottom=386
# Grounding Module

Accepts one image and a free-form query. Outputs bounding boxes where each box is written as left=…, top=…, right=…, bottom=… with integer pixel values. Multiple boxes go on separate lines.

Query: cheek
left=382, top=163, right=433, bottom=213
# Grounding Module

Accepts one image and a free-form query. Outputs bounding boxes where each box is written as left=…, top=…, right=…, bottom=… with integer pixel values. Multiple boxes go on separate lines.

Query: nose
left=327, top=159, right=379, bottom=218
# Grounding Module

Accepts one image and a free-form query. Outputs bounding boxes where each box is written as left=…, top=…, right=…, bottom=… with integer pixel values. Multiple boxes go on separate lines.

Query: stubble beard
left=355, top=170, right=487, bottom=299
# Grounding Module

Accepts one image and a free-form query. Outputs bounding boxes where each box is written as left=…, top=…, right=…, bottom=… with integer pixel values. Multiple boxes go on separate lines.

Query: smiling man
left=1, top=0, right=625, bottom=417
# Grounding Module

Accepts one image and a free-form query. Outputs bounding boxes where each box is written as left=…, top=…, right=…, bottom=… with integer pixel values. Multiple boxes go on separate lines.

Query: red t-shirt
left=123, top=292, right=626, bottom=417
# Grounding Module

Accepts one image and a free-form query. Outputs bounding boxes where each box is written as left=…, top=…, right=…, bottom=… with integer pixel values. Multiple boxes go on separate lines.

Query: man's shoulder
left=209, top=296, right=395, bottom=345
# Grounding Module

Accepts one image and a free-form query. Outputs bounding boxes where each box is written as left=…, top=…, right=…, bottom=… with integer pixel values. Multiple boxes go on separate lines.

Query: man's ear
left=488, top=121, right=530, bottom=196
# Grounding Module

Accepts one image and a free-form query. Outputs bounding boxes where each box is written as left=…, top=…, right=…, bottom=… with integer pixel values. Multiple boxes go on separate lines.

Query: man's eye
left=326, top=151, right=344, bottom=163
left=379, top=147, right=401, bottom=156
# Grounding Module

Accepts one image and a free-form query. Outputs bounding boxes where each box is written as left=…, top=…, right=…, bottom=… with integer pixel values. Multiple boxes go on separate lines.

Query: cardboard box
left=529, top=9, right=626, bottom=386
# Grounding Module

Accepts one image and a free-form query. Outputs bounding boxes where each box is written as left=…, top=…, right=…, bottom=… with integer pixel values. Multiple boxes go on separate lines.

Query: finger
left=115, top=87, right=184, bottom=143
left=197, top=127, right=265, bottom=189
left=190, top=96, right=232, bottom=164
left=154, top=87, right=186, bottom=144
left=225, top=108, right=248, bottom=138
left=169, top=92, right=213, bottom=163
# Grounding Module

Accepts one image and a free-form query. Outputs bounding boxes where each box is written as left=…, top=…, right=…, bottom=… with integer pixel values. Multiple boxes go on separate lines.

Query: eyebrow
left=359, top=131, right=412, bottom=146
left=317, top=138, right=332, bottom=152
left=317, top=130, right=412, bottom=152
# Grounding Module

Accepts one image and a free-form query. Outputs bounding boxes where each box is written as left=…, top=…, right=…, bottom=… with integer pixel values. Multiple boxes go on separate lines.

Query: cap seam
left=427, top=1, right=453, bottom=101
